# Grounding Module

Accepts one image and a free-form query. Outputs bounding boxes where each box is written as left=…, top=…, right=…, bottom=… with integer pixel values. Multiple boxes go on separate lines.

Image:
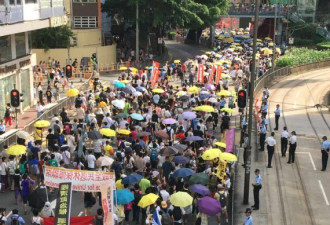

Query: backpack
left=218, top=191, right=227, bottom=208
left=160, top=209, right=172, bottom=225
left=133, top=190, right=142, bottom=205
left=19, top=161, right=28, bottom=174
left=150, top=149, right=157, bottom=161
left=172, top=207, right=182, bottom=221
left=4, top=108, right=10, bottom=117
left=10, top=216, right=20, bottom=225
left=8, top=162, right=16, bottom=175
left=58, top=134, right=65, bottom=145
left=31, top=164, right=40, bottom=175
left=75, top=97, right=82, bottom=108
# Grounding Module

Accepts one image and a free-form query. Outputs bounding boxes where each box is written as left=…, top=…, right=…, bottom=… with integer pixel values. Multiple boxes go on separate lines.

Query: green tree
left=31, top=26, right=74, bottom=50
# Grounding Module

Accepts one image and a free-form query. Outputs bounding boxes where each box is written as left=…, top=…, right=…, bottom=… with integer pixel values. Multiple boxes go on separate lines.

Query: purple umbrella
left=185, top=136, right=204, bottom=142
left=190, top=184, right=210, bottom=196
left=205, top=84, right=215, bottom=91
left=198, top=196, right=221, bottom=216
left=182, top=111, right=197, bottom=120
left=162, top=118, right=177, bottom=125
left=173, top=156, right=189, bottom=164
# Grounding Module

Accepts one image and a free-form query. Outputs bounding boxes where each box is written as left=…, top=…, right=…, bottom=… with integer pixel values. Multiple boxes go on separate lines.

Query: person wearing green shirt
left=123, top=102, right=131, bottom=114
left=48, top=154, right=58, bottom=167
left=139, top=173, right=150, bottom=194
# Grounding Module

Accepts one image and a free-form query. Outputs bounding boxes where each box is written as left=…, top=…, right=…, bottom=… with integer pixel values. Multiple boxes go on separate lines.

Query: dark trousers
left=321, top=150, right=329, bottom=170
left=281, top=137, right=288, bottom=156
left=260, top=133, right=266, bottom=150
left=132, top=205, right=140, bottom=222
left=275, top=115, right=280, bottom=129
left=288, top=143, right=297, bottom=163
left=124, top=210, right=130, bottom=221
left=267, top=145, right=274, bottom=167
left=253, top=186, right=261, bottom=208
left=243, top=148, right=247, bottom=166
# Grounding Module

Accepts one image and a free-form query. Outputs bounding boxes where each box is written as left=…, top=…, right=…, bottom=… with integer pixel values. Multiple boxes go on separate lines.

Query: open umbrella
left=190, top=184, right=211, bottom=196
left=202, top=148, right=221, bottom=160
left=207, top=97, right=218, bottom=103
left=121, top=80, right=131, bottom=84
left=66, top=88, right=79, bottom=97
left=221, top=108, right=234, bottom=113
left=170, top=192, right=193, bottom=207
left=216, top=90, right=232, bottom=97
left=117, top=129, right=131, bottom=135
left=220, top=152, right=238, bottom=162
left=100, top=128, right=116, bottom=137
left=123, top=87, right=134, bottom=94
left=188, top=86, right=200, bottom=94
left=122, top=174, right=143, bottom=184
left=185, top=136, right=203, bottom=142
left=152, top=88, right=164, bottom=94
left=189, top=173, right=209, bottom=185
left=16, top=130, right=30, bottom=139
left=114, top=82, right=125, bottom=88
left=28, top=186, right=49, bottom=210
left=115, top=113, right=129, bottom=119
left=138, top=193, right=159, bottom=208
left=136, top=86, right=146, bottom=92
left=87, top=131, right=102, bottom=140
left=34, top=120, right=50, bottom=128
left=205, top=84, right=215, bottom=91
left=173, top=168, right=194, bottom=178
left=7, top=144, right=26, bottom=155
left=130, top=113, right=144, bottom=121
left=178, top=95, right=189, bottom=102
left=159, top=146, right=179, bottom=156
left=194, top=105, right=215, bottom=113
left=173, top=59, right=181, bottom=64
left=98, top=101, right=107, bottom=108
left=176, top=91, right=186, bottom=96
left=198, top=196, right=221, bottom=216
left=114, top=189, right=134, bottom=205
left=173, top=156, right=189, bottom=164
left=119, top=66, right=128, bottom=71
left=215, top=142, right=226, bottom=148
left=162, top=118, right=177, bottom=125
left=136, top=132, right=151, bottom=137
left=155, top=130, right=169, bottom=139
left=182, top=111, right=196, bottom=120
left=173, top=143, right=187, bottom=152
left=111, top=99, right=125, bottom=109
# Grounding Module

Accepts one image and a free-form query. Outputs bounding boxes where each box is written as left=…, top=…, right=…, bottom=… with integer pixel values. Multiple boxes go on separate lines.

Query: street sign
left=289, top=38, right=294, bottom=45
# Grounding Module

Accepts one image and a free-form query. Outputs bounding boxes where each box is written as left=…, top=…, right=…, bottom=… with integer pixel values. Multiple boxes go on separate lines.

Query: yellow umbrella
left=205, top=51, right=211, bottom=55
left=6, top=144, right=26, bottom=155
left=202, top=148, right=222, bottom=160
left=221, top=73, right=230, bottom=79
left=131, top=67, right=138, bottom=74
left=34, top=120, right=50, bottom=128
left=99, top=101, right=107, bottom=108
left=117, top=129, right=131, bottom=135
left=152, top=88, right=164, bottom=94
left=194, top=105, right=215, bottom=113
left=66, top=88, right=79, bottom=97
left=188, top=86, right=200, bottom=94
left=257, top=39, right=262, bottom=42
left=100, top=128, right=116, bottom=137
left=138, top=193, right=159, bottom=208
left=121, top=80, right=131, bottom=84
left=216, top=90, right=232, bottom=97
left=176, top=91, right=186, bottom=96
left=116, top=179, right=124, bottom=190
left=276, top=47, right=281, bottom=54
left=215, top=142, right=226, bottom=148
left=170, top=192, right=193, bottom=207
left=221, top=108, right=234, bottom=113
left=174, top=59, right=181, bottom=64
left=268, top=42, right=274, bottom=47
left=220, top=152, right=238, bottom=162
left=264, top=48, right=273, bottom=55
left=119, top=66, right=128, bottom=71
left=265, top=37, right=272, bottom=41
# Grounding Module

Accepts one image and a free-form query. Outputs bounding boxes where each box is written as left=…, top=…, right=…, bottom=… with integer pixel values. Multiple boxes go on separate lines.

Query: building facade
left=0, top=0, right=67, bottom=116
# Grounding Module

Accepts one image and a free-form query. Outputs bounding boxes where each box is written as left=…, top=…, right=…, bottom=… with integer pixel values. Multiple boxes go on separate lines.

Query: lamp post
left=136, top=0, right=139, bottom=64
left=272, top=0, right=278, bottom=67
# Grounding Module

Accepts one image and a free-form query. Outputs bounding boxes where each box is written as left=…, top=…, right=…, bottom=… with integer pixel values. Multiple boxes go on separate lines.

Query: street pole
left=243, top=0, right=259, bottom=205
left=135, top=0, right=139, bottom=65
left=272, top=0, right=277, bottom=67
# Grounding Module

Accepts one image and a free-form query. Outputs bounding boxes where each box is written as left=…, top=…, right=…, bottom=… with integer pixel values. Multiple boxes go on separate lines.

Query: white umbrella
left=16, top=130, right=30, bottom=139
left=208, top=97, right=218, bottom=103
left=111, top=99, right=125, bottom=109
left=101, top=157, right=114, bottom=167
left=133, top=91, right=142, bottom=97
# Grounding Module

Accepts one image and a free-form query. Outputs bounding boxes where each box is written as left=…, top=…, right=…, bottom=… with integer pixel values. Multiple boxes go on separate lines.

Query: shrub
left=316, top=42, right=330, bottom=50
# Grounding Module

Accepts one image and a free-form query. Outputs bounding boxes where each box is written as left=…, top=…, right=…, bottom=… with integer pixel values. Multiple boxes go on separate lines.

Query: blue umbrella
left=173, top=168, right=195, bottom=178
left=130, top=113, right=144, bottom=121
left=173, top=156, right=189, bottom=164
left=136, top=86, right=146, bottom=92
left=114, top=189, right=134, bottom=205
left=190, top=184, right=210, bottom=196
left=122, top=174, right=143, bottom=184
left=185, top=136, right=203, bottom=142
left=114, top=82, right=125, bottom=88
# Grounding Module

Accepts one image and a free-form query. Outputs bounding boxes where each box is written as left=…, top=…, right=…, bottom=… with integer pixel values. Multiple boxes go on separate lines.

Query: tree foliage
left=102, top=0, right=229, bottom=35
left=31, top=26, right=74, bottom=50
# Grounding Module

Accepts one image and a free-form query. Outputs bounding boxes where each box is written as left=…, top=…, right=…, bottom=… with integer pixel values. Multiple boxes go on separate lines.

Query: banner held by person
left=54, top=182, right=72, bottom=225
left=100, top=181, right=115, bottom=225
left=197, top=64, right=204, bottom=83
left=151, top=61, right=160, bottom=87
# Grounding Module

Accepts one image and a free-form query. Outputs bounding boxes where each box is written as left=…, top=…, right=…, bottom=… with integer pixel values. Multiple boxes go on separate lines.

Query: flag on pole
left=215, top=65, right=223, bottom=85
left=208, top=66, right=215, bottom=84
left=152, top=210, right=162, bottom=225
left=197, top=64, right=204, bottom=83
left=151, top=61, right=160, bottom=88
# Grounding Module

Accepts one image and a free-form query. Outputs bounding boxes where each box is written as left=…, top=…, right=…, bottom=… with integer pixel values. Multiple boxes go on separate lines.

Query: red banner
left=208, top=66, right=215, bottom=84
left=215, top=65, right=223, bottom=85
left=151, top=61, right=160, bottom=88
left=197, top=64, right=204, bottom=83
left=44, top=216, right=94, bottom=225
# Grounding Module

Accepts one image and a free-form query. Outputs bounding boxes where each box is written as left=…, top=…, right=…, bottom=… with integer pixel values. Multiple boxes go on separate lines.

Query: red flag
left=43, top=216, right=94, bottom=225
left=208, top=66, right=215, bottom=84
left=151, top=70, right=160, bottom=88
left=151, top=61, right=160, bottom=88
left=197, top=64, right=204, bottom=83
left=215, top=65, right=223, bottom=85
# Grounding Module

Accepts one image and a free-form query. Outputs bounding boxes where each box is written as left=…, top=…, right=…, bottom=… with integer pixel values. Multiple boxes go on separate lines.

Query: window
left=0, top=35, right=12, bottom=63
left=52, top=0, right=63, bottom=7
left=10, top=0, right=15, bottom=5
left=72, top=0, right=96, bottom=3
left=40, top=0, right=51, bottom=8
left=17, top=0, right=21, bottom=4
left=74, top=16, right=97, bottom=28
left=25, top=0, right=37, bottom=3
left=15, top=33, right=26, bottom=58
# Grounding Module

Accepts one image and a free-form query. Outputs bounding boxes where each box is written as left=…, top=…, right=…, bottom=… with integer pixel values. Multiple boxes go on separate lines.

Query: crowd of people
left=0, top=28, right=281, bottom=225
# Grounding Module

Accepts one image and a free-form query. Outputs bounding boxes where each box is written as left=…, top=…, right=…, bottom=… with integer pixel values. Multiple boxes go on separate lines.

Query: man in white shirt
left=159, top=184, right=170, bottom=202
left=36, top=101, right=44, bottom=118
left=86, top=150, right=96, bottom=170
left=281, top=126, right=289, bottom=157
left=265, top=132, right=276, bottom=168
left=54, top=145, right=63, bottom=163
left=288, top=131, right=297, bottom=164
left=62, top=147, right=71, bottom=168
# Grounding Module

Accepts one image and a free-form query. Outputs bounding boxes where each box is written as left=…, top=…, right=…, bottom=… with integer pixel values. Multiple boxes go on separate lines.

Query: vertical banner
left=197, top=64, right=204, bottom=83
left=54, top=182, right=72, bottom=225
left=101, top=182, right=114, bottom=225
left=215, top=65, right=223, bottom=85
left=208, top=66, right=215, bottom=84
left=225, top=128, right=235, bottom=153
left=151, top=61, right=160, bottom=88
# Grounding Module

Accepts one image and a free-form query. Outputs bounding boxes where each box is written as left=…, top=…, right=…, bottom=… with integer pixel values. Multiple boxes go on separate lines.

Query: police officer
left=251, top=169, right=262, bottom=210
left=287, top=131, right=297, bottom=164
left=265, top=132, right=276, bottom=168
left=274, top=104, right=280, bottom=130
left=281, top=127, right=289, bottom=157
left=321, top=136, right=330, bottom=171
left=259, top=121, right=267, bottom=151
left=243, top=208, right=253, bottom=225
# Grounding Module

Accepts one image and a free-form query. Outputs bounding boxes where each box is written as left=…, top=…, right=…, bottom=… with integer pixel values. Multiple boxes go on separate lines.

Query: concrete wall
left=31, top=44, right=117, bottom=68
left=73, top=28, right=102, bottom=47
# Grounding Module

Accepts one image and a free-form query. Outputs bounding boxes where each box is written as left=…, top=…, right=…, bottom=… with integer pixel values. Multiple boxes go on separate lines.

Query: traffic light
left=237, top=90, right=247, bottom=108
left=92, top=53, right=97, bottom=64
left=10, top=89, right=20, bottom=107
left=65, top=65, right=72, bottom=78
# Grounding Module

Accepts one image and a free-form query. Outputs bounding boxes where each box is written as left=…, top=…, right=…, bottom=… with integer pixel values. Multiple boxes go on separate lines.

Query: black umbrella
left=178, top=95, right=189, bottom=102
left=87, top=131, right=102, bottom=140
left=173, top=143, right=188, bottom=152
left=28, top=186, right=49, bottom=210
left=123, top=87, right=133, bottom=94
left=159, top=146, right=179, bottom=156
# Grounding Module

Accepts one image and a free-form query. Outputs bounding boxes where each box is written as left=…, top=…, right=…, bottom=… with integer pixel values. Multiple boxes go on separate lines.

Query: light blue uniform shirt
left=255, top=174, right=262, bottom=185
left=244, top=215, right=253, bottom=225
left=275, top=108, right=280, bottom=116
left=322, top=140, right=330, bottom=150
left=260, top=125, right=266, bottom=134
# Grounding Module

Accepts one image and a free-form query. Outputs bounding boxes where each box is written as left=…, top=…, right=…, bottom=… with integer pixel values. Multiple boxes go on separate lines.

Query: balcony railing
left=227, top=3, right=296, bottom=17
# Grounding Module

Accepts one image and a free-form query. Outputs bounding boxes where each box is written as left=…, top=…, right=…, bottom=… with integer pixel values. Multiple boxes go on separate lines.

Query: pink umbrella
left=205, top=84, right=215, bottom=91
left=162, top=118, right=177, bottom=125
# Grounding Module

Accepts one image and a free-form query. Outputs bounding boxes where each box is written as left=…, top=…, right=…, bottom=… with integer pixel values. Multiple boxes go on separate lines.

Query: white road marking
left=296, top=152, right=316, bottom=170
left=294, top=91, right=300, bottom=109
left=78, top=211, right=84, bottom=216
left=318, top=180, right=329, bottom=206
